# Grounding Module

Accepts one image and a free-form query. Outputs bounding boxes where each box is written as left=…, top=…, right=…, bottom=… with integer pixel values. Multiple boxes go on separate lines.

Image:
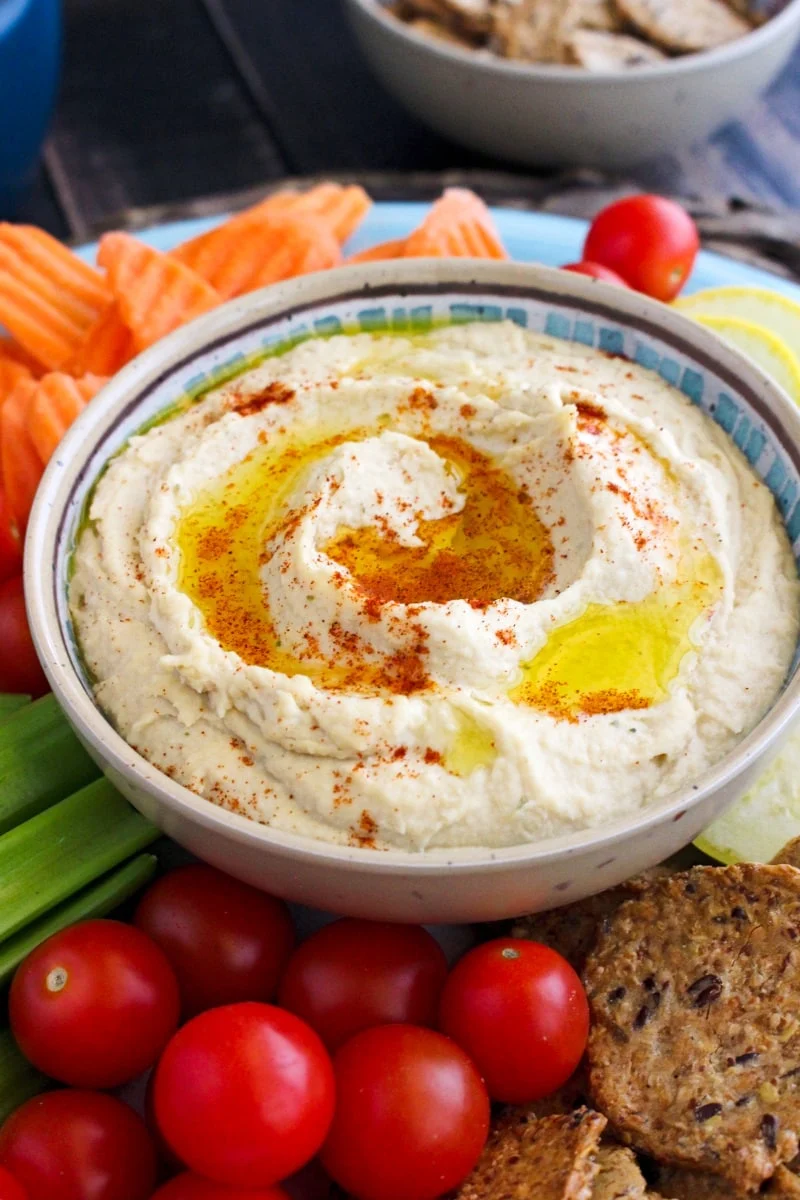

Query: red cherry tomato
left=0, top=1166, right=27, bottom=1200
left=10, top=919, right=180, bottom=1089
left=144, top=1070, right=184, bottom=1177
left=321, top=1024, right=489, bottom=1200
left=583, top=194, right=699, bottom=302
left=438, top=937, right=589, bottom=1104
left=0, top=490, right=23, bottom=586
left=134, top=865, right=295, bottom=1017
left=0, top=1090, right=156, bottom=1200
left=278, top=918, right=448, bottom=1051
left=561, top=261, right=629, bottom=286
left=150, top=1174, right=289, bottom=1200
left=153, top=1002, right=335, bottom=1187
left=0, top=577, right=47, bottom=697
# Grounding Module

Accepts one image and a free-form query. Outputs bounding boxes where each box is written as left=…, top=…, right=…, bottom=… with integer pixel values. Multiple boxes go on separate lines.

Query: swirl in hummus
left=69, top=321, right=800, bottom=851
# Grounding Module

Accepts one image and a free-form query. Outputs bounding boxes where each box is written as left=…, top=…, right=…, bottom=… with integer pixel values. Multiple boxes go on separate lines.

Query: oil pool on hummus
left=69, top=321, right=800, bottom=851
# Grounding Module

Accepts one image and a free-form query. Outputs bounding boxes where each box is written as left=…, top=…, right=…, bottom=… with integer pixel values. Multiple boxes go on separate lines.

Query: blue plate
left=76, top=203, right=800, bottom=303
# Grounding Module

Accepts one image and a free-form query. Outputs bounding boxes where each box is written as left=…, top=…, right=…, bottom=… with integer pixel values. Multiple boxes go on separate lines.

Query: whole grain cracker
left=564, top=0, right=625, bottom=32
left=772, top=837, right=800, bottom=869
left=585, top=864, right=800, bottom=1191
left=407, top=15, right=481, bottom=45
left=394, top=0, right=490, bottom=37
left=564, top=30, right=667, bottom=68
left=512, top=869, right=669, bottom=975
left=615, top=0, right=751, bottom=51
left=659, top=1162, right=800, bottom=1197
left=725, top=0, right=785, bottom=23
left=655, top=1164, right=746, bottom=1197
left=455, top=1108, right=607, bottom=1200
left=592, top=1144, right=650, bottom=1198
left=772, top=1165, right=800, bottom=1197
left=491, top=0, right=566, bottom=62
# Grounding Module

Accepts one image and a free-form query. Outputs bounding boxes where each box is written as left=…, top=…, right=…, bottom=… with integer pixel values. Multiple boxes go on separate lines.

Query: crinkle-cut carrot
left=27, top=372, right=108, bottom=465
left=259, top=184, right=372, bottom=243
left=68, top=303, right=135, bottom=376
left=172, top=214, right=341, bottom=300
left=173, top=185, right=371, bottom=273
left=347, top=238, right=408, bottom=264
left=403, top=188, right=509, bottom=260
left=0, top=225, right=111, bottom=370
left=0, top=225, right=110, bottom=309
left=0, top=358, right=33, bottom=408
left=97, top=233, right=221, bottom=353
left=1, top=377, right=43, bottom=530
left=0, top=336, right=43, bottom=376
left=232, top=216, right=342, bottom=295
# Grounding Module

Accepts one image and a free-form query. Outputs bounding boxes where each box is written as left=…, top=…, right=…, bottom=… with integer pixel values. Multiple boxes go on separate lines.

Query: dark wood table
left=18, top=0, right=800, bottom=244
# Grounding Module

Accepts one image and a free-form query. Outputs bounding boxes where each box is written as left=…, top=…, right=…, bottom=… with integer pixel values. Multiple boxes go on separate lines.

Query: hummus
left=69, top=321, right=800, bottom=851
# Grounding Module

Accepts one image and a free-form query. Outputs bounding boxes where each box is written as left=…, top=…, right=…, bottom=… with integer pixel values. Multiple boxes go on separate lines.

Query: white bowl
left=24, top=260, right=800, bottom=922
left=345, top=0, right=800, bottom=169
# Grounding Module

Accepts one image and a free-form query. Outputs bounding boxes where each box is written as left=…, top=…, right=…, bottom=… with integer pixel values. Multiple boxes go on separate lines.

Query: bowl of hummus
left=24, top=259, right=800, bottom=922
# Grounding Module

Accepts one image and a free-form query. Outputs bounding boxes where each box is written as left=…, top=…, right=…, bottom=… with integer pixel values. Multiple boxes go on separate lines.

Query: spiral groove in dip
left=69, top=322, right=800, bottom=851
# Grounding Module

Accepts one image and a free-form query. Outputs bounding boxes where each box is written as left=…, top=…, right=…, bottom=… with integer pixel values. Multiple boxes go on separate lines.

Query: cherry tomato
left=438, top=937, right=589, bottom=1104
left=0, top=1166, right=27, bottom=1200
left=153, top=1002, right=335, bottom=1187
left=0, top=1090, right=156, bottom=1200
left=561, top=261, right=629, bottom=286
left=134, top=865, right=295, bottom=1017
left=0, top=490, right=22, bottom=586
left=0, top=577, right=47, bottom=697
left=278, top=918, right=448, bottom=1051
left=583, top=194, right=699, bottom=302
left=144, top=1070, right=184, bottom=1177
left=10, top=919, right=180, bottom=1089
left=321, top=1024, right=489, bottom=1200
left=150, top=1175, right=289, bottom=1200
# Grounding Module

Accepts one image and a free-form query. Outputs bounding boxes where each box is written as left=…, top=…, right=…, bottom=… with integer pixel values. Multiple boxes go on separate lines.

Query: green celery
left=0, top=853, right=158, bottom=988
left=0, top=779, right=158, bottom=941
left=0, top=693, right=100, bottom=834
left=0, top=1027, right=49, bottom=1124
left=0, top=694, right=30, bottom=723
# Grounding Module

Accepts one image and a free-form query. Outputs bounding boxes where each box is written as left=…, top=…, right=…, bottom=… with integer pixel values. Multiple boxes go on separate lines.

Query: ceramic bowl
left=24, top=259, right=800, bottom=923
left=344, top=0, right=800, bottom=170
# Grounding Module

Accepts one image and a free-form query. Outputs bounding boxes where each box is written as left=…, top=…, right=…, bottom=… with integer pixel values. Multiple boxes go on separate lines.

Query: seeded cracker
left=564, top=30, right=667, bottom=69
left=657, top=1162, right=800, bottom=1197
left=614, top=0, right=752, bottom=52
left=398, top=0, right=490, bottom=35
left=454, top=1108, right=607, bottom=1200
left=726, top=0, right=786, bottom=23
left=407, top=16, right=480, bottom=46
left=772, top=837, right=800, bottom=869
left=585, top=865, right=800, bottom=1190
left=512, top=869, right=669, bottom=975
left=566, top=0, right=624, bottom=33
left=491, top=0, right=566, bottom=62
left=591, top=1144, right=651, bottom=1198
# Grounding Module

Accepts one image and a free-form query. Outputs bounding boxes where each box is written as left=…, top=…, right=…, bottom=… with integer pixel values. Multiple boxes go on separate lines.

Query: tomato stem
left=45, top=966, right=68, bottom=993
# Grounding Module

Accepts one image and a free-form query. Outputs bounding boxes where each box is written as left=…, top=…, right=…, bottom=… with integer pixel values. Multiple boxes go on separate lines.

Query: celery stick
left=0, top=693, right=100, bottom=834
left=0, top=694, right=29, bottom=723
left=0, top=779, right=158, bottom=941
left=0, top=1027, right=49, bottom=1124
left=0, top=854, right=158, bottom=988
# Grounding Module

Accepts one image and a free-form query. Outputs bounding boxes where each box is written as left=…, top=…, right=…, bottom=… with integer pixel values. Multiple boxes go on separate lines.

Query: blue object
left=0, top=0, right=60, bottom=216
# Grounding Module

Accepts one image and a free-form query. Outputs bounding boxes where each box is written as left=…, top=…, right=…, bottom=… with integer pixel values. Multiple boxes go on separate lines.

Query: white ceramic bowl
left=345, top=0, right=800, bottom=169
left=24, top=260, right=800, bottom=923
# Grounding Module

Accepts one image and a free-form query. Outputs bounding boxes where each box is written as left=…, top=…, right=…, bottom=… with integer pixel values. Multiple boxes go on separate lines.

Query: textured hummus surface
left=70, top=322, right=800, bottom=851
